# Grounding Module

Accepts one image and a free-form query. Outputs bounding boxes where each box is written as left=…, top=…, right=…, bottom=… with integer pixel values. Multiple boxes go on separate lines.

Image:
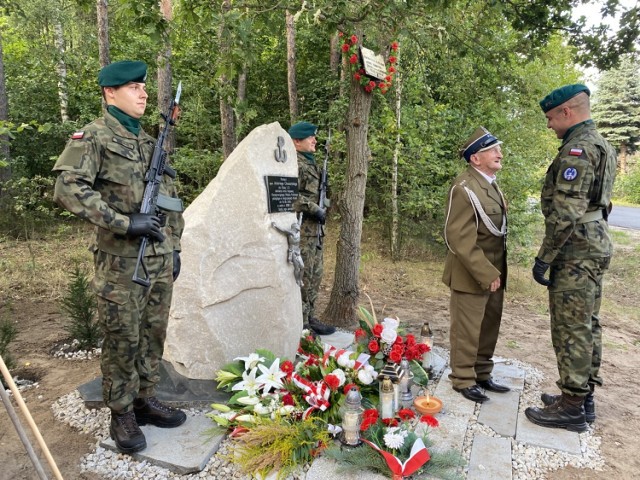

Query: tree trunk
left=97, top=0, right=110, bottom=112
left=619, top=142, right=628, bottom=175
left=0, top=30, right=11, bottom=190
left=285, top=10, right=298, bottom=124
left=235, top=64, right=247, bottom=144
left=391, top=54, right=402, bottom=260
left=219, top=0, right=236, bottom=160
left=322, top=57, right=373, bottom=327
left=157, top=0, right=175, bottom=151
left=54, top=21, right=69, bottom=122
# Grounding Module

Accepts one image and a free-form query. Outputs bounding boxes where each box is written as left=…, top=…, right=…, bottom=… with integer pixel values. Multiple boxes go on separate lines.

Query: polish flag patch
left=569, top=148, right=583, bottom=156
left=71, top=131, right=85, bottom=140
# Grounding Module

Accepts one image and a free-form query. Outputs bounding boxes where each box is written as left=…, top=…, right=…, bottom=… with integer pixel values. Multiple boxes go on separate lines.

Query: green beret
left=98, top=60, right=147, bottom=87
left=539, top=84, right=590, bottom=113
left=459, top=126, right=502, bottom=162
left=288, top=121, right=318, bottom=139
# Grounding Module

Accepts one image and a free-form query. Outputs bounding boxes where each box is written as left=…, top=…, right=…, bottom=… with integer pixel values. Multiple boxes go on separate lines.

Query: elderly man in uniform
left=443, top=127, right=510, bottom=403
left=525, top=84, right=617, bottom=432
left=53, top=60, right=186, bottom=453
left=289, top=121, right=336, bottom=336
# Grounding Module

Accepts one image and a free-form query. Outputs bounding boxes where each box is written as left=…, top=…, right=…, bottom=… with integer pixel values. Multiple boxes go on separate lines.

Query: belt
left=576, top=209, right=603, bottom=224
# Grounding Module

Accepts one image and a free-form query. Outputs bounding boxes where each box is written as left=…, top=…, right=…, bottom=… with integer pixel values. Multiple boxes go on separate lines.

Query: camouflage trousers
left=299, top=235, right=324, bottom=322
left=549, top=256, right=610, bottom=397
left=92, top=250, right=174, bottom=412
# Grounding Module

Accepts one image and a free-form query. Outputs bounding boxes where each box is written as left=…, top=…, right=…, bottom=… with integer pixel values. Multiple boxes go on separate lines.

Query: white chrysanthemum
left=383, top=431, right=406, bottom=449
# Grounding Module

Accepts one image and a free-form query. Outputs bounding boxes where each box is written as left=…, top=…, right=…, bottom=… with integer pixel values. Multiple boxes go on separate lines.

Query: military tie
left=492, top=181, right=507, bottom=250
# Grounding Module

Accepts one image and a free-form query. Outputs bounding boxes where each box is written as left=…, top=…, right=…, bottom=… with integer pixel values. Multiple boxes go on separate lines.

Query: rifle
left=132, top=82, right=184, bottom=287
left=317, top=131, right=330, bottom=249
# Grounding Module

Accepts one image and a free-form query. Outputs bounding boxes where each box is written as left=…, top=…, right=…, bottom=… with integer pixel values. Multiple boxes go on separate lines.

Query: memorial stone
left=164, top=122, right=302, bottom=380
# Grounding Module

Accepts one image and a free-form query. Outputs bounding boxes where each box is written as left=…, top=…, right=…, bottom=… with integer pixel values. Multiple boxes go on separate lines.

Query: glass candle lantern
left=399, top=357, right=414, bottom=408
left=340, top=387, right=364, bottom=446
left=379, top=376, right=394, bottom=419
left=420, top=322, right=434, bottom=373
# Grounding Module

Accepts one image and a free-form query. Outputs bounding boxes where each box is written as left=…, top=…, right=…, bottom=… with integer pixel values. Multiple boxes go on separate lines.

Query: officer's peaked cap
left=459, top=127, right=502, bottom=162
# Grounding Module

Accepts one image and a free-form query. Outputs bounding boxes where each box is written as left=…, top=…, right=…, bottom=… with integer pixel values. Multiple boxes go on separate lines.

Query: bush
left=614, top=164, right=640, bottom=204
left=60, top=265, right=101, bottom=350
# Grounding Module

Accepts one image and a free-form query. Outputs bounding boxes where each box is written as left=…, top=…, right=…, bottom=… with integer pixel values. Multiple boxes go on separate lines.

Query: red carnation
left=343, top=383, right=359, bottom=395
left=372, top=324, right=383, bottom=337
left=363, top=408, right=379, bottom=420
left=364, top=85, right=374, bottom=93
left=354, top=73, right=361, bottom=81
left=382, top=417, right=399, bottom=427
left=406, top=334, right=416, bottom=346
left=389, top=66, right=396, bottom=73
left=420, top=414, right=439, bottom=427
left=350, top=34, right=358, bottom=45
left=281, top=360, right=294, bottom=375
left=368, top=339, right=380, bottom=353
left=341, top=43, right=350, bottom=52
left=418, top=343, right=429, bottom=354
left=349, top=54, right=358, bottom=64
left=282, top=392, right=295, bottom=406
left=391, top=41, right=399, bottom=51
left=389, top=350, right=402, bottom=363
left=385, top=75, right=392, bottom=82
left=398, top=408, right=416, bottom=421
left=325, top=374, right=340, bottom=391
left=369, top=80, right=376, bottom=87
left=338, top=32, right=344, bottom=37
left=358, top=68, right=365, bottom=74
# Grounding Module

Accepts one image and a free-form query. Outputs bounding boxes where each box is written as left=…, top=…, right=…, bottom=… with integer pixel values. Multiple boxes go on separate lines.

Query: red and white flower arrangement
left=340, top=32, right=399, bottom=94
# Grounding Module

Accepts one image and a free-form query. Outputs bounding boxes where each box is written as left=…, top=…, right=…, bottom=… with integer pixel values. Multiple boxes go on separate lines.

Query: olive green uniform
left=292, top=151, right=324, bottom=323
left=53, top=112, right=183, bottom=412
left=443, top=166, right=507, bottom=390
left=538, top=120, right=617, bottom=397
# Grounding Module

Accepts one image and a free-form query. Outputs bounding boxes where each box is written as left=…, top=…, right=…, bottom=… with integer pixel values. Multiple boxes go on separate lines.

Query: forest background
left=1, top=0, right=640, bottom=326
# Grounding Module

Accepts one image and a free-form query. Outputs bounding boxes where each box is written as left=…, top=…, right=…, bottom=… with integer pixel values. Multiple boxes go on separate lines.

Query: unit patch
left=562, top=167, right=578, bottom=181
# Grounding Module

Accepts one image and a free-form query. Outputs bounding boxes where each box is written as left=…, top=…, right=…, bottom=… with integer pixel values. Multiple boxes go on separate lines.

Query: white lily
left=234, top=352, right=265, bottom=371
left=236, top=396, right=260, bottom=406
left=231, top=367, right=260, bottom=396
left=234, top=414, right=255, bottom=423
left=255, top=358, right=287, bottom=393
left=253, top=403, right=272, bottom=415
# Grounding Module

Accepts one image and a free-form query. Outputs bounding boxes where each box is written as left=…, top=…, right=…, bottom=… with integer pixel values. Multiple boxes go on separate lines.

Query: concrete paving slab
left=318, top=330, right=355, bottom=350
left=467, top=434, right=512, bottom=480
left=78, top=360, right=229, bottom=409
left=515, top=411, right=581, bottom=455
left=306, top=456, right=388, bottom=480
left=101, top=414, right=224, bottom=474
left=478, top=390, right=520, bottom=437
left=491, top=360, right=526, bottom=391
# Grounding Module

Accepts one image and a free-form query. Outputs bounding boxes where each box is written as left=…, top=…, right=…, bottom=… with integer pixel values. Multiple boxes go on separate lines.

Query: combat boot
left=133, top=396, right=187, bottom=428
left=525, top=393, right=588, bottom=433
left=541, top=386, right=595, bottom=423
left=110, top=410, right=146, bottom=453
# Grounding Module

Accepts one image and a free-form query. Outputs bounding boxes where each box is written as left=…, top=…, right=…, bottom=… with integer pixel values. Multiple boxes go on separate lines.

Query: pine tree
left=592, top=55, right=640, bottom=174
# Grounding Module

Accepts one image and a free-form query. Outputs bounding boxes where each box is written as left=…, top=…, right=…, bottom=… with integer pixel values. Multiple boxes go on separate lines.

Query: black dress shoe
left=478, top=378, right=510, bottom=393
left=307, top=317, right=336, bottom=335
left=454, top=385, right=489, bottom=403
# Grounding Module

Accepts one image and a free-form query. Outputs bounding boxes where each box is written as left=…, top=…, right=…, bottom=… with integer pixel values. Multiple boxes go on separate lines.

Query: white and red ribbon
left=292, top=373, right=331, bottom=418
left=362, top=437, right=430, bottom=479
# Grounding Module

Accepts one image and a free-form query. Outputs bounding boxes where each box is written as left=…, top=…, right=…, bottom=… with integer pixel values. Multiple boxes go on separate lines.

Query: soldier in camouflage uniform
left=52, top=61, right=186, bottom=454
left=289, top=122, right=336, bottom=336
left=525, top=84, right=617, bottom=433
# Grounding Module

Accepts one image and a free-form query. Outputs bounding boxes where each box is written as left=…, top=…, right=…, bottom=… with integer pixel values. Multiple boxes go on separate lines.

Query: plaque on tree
left=264, top=175, right=298, bottom=213
left=360, top=46, right=386, bottom=81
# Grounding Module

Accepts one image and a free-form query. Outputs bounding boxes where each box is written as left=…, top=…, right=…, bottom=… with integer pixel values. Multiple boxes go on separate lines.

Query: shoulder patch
left=569, top=148, right=583, bottom=156
left=562, top=167, right=579, bottom=181
left=71, top=131, right=85, bottom=140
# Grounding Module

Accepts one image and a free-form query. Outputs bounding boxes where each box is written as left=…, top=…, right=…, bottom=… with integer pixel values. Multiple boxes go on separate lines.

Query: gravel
left=45, top=351, right=604, bottom=479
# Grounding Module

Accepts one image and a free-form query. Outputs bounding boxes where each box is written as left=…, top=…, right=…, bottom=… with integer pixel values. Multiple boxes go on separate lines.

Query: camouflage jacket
left=53, top=112, right=184, bottom=257
left=293, top=151, right=325, bottom=238
left=538, top=121, right=617, bottom=263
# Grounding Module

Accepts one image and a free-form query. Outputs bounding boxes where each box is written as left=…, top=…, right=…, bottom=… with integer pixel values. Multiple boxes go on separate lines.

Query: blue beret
left=539, top=84, right=590, bottom=113
left=288, top=121, right=318, bottom=139
left=460, top=127, right=503, bottom=162
left=98, top=60, right=147, bottom=87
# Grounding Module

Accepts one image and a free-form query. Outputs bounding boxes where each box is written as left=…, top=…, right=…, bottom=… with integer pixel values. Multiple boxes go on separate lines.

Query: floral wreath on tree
left=340, top=32, right=398, bottom=94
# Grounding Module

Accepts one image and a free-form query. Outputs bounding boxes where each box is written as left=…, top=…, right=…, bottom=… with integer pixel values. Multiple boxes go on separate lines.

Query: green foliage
left=0, top=315, right=18, bottom=372
left=60, top=265, right=101, bottom=350
left=171, top=147, right=223, bottom=206
left=614, top=162, right=640, bottom=204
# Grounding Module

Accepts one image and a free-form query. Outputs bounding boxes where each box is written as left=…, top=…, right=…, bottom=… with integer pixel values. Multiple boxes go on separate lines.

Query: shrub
left=60, top=265, right=101, bottom=350
left=0, top=316, right=18, bottom=373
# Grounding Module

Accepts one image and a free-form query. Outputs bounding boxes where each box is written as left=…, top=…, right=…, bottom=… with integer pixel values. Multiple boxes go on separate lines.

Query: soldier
left=52, top=60, right=186, bottom=454
left=289, top=121, right=336, bottom=336
left=443, top=127, right=510, bottom=403
left=525, top=84, right=617, bottom=432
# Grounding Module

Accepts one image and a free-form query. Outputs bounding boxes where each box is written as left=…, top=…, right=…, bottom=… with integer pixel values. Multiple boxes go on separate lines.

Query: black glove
left=532, top=257, right=551, bottom=286
left=126, top=213, right=165, bottom=242
left=172, top=251, right=181, bottom=281
left=312, top=207, right=326, bottom=225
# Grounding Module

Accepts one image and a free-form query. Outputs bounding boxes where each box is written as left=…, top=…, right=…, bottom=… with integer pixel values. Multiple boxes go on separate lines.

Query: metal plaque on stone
left=264, top=175, right=298, bottom=213
left=360, top=46, right=386, bottom=81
